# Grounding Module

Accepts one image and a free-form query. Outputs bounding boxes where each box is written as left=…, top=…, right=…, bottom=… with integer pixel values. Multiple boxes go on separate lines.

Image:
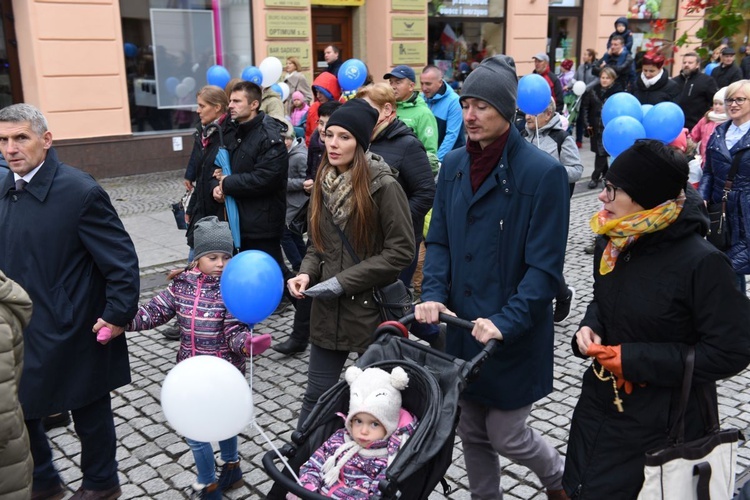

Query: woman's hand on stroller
left=414, top=301, right=456, bottom=324
left=471, top=318, right=503, bottom=344
left=287, top=273, right=310, bottom=299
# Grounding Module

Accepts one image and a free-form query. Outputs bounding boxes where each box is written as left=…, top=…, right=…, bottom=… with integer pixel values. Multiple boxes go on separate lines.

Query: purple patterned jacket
left=298, top=411, right=418, bottom=499
left=127, top=269, right=250, bottom=373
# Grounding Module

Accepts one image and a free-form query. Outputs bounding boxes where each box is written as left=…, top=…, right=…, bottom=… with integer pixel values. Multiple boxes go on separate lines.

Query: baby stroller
left=263, top=313, right=499, bottom=499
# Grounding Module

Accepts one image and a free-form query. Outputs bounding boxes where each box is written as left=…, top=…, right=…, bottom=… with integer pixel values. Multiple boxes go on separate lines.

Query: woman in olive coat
left=287, top=99, right=415, bottom=428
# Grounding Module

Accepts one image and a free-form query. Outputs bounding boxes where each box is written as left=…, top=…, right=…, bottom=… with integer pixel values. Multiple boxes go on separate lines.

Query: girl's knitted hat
left=292, top=90, right=305, bottom=102
left=344, top=365, right=409, bottom=440
left=193, top=216, right=233, bottom=260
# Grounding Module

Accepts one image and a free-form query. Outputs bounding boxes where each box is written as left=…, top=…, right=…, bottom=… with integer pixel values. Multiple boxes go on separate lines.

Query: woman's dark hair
left=309, top=147, right=375, bottom=255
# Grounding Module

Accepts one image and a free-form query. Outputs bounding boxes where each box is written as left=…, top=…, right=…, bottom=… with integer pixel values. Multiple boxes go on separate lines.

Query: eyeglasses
left=724, top=97, right=748, bottom=106
left=604, top=183, right=620, bottom=202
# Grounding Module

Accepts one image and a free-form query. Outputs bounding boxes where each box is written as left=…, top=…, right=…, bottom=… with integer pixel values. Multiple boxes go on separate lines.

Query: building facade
left=0, top=0, right=734, bottom=177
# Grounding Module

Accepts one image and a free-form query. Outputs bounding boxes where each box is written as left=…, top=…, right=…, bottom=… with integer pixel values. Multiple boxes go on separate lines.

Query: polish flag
left=440, top=24, right=457, bottom=46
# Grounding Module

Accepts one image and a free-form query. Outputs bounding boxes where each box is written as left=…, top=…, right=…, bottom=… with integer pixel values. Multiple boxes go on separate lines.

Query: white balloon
left=161, top=356, right=253, bottom=442
left=182, top=76, right=196, bottom=93
left=174, top=82, right=190, bottom=99
left=572, top=81, right=586, bottom=97
left=259, top=57, right=283, bottom=87
left=278, top=82, right=290, bottom=102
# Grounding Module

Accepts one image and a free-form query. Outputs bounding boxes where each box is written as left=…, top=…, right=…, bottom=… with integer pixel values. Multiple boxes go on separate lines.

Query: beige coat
left=0, top=270, right=32, bottom=499
left=300, top=154, right=415, bottom=353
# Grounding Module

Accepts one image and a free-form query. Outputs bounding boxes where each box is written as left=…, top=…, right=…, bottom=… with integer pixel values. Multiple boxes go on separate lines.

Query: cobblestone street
left=40, top=167, right=750, bottom=499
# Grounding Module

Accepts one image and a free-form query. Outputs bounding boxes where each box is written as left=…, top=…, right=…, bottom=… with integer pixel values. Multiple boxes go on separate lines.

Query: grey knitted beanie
left=193, top=216, right=234, bottom=260
left=459, top=55, right=518, bottom=123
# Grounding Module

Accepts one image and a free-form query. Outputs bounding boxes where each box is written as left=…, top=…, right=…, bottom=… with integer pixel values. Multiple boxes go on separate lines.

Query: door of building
left=311, top=8, right=353, bottom=78
left=548, top=6, right=583, bottom=72
left=0, top=0, right=23, bottom=107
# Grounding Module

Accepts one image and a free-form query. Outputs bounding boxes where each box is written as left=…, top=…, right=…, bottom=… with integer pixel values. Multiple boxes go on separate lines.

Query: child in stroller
left=288, top=366, right=418, bottom=499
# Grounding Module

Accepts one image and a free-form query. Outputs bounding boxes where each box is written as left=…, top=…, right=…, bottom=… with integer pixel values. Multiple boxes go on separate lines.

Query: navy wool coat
left=0, top=148, right=139, bottom=418
left=422, top=126, right=570, bottom=409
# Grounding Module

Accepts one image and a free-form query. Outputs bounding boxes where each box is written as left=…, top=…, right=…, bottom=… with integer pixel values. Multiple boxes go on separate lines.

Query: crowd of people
left=2, top=33, right=750, bottom=500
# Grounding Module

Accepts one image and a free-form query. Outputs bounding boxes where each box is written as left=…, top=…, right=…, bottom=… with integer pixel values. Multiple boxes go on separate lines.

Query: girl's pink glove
left=245, top=333, right=271, bottom=356
left=95, top=318, right=112, bottom=344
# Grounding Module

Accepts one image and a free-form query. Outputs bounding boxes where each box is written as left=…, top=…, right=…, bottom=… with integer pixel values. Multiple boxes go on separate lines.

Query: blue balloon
left=271, top=83, right=282, bottom=95
left=165, top=77, right=180, bottom=95
left=220, top=250, right=284, bottom=325
left=241, top=66, right=263, bottom=85
left=206, top=65, right=231, bottom=89
left=517, top=74, right=552, bottom=115
left=124, top=43, right=138, bottom=58
left=640, top=104, right=653, bottom=119
left=601, top=92, right=642, bottom=126
left=337, top=59, right=368, bottom=91
left=602, top=116, right=646, bottom=157
left=643, top=102, right=685, bottom=144
left=705, top=62, right=718, bottom=75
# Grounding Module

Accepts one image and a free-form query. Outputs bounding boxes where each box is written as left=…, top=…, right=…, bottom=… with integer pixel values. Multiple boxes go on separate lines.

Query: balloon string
left=535, top=115, right=540, bottom=149
left=247, top=327, right=302, bottom=486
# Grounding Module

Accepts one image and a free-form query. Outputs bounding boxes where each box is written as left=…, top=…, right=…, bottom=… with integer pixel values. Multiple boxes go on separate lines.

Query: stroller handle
left=399, top=312, right=499, bottom=381
left=262, top=449, right=334, bottom=500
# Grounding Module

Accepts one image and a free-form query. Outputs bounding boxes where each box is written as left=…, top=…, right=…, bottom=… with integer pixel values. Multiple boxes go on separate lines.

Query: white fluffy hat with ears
left=344, top=366, right=410, bottom=440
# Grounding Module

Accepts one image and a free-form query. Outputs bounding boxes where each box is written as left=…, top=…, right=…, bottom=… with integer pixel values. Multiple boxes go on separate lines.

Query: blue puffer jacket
left=423, top=82, right=465, bottom=162
left=698, top=121, right=750, bottom=273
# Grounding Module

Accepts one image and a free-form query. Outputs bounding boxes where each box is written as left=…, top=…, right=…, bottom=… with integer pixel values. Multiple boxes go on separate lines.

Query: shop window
left=428, top=0, right=504, bottom=86
left=120, top=0, right=252, bottom=134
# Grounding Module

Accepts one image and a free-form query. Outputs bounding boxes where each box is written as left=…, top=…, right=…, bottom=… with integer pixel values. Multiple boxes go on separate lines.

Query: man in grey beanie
left=415, top=55, right=571, bottom=500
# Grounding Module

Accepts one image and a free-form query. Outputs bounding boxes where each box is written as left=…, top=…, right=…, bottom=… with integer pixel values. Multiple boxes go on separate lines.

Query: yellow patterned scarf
left=590, top=191, right=686, bottom=275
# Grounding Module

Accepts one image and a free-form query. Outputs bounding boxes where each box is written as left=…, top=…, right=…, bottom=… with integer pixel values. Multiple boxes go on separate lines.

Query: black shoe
left=554, top=287, right=576, bottom=323
left=272, top=337, right=308, bottom=355
left=161, top=324, right=181, bottom=341
left=584, top=238, right=596, bottom=255
left=43, top=411, right=71, bottom=431
left=31, top=482, right=64, bottom=500
left=587, top=179, right=599, bottom=189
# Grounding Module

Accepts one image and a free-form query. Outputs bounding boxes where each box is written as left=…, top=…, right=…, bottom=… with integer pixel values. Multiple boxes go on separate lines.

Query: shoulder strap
left=723, top=148, right=747, bottom=192
left=548, top=129, right=570, bottom=156
left=335, top=225, right=361, bottom=264
left=669, top=347, right=695, bottom=445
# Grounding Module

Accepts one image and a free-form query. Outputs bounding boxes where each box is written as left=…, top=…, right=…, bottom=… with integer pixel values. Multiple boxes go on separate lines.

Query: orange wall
left=505, top=0, right=548, bottom=76
left=13, top=0, right=131, bottom=140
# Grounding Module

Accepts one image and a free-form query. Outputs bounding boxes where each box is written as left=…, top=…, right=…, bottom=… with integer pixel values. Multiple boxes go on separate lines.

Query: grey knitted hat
left=193, top=216, right=234, bottom=261
left=459, top=55, right=518, bottom=123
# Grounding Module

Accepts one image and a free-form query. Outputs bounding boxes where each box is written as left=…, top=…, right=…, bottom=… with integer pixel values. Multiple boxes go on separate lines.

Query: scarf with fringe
left=321, top=165, right=354, bottom=229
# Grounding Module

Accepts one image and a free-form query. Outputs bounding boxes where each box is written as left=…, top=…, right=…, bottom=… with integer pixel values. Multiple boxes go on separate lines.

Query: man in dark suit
left=0, top=104, right=139, bottom=500
left=711, top=46, right=743, bottom=89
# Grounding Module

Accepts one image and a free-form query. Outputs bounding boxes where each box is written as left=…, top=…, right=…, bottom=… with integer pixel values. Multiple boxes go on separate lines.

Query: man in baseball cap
left=532, top=52, right=563, bottom=112
left=383, top=65, right=438, bottom=164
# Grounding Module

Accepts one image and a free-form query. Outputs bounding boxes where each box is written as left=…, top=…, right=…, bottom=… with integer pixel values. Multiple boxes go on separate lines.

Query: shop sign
left=435, top=0, right=489, bottom=17
left=264, top=0, right=307, bottom=7
left=267, top=43, right=312, bottom=69
left=392, top=42, right=427, bottom=65
left=311, top=0, right=365, bottom=5
left=266, top=12, right=310, bottom=38
left=392, top=16, right=426, bottom=39
left=392, top=0, right=426, bottom=10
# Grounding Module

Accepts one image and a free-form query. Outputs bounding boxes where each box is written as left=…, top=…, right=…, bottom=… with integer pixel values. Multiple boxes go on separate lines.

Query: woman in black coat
left=185, top=85, right=229, bottom=253
left=581, top=67, right=623, bottom=189
left=357, top=83, right=435, bottom=286
left=562, top=140, right=750, bottom=499
left=632, top=52, right=680, bottom=106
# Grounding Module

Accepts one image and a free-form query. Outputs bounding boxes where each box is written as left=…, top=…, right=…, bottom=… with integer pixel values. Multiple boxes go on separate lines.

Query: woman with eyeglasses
left=563, top=139, right=750, bottom=498
left=699, top=79, right=750, bottom=292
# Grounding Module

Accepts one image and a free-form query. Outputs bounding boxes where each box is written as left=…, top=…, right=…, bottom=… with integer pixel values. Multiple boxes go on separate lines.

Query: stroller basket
left=263, top=313, right=499, bottom=499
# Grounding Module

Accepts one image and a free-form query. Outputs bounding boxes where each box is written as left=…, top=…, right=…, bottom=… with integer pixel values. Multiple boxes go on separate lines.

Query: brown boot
left=547, top=489, right=570, bottom=500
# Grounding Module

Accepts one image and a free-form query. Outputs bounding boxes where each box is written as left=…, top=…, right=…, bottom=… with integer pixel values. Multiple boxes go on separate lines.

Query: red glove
left=588, top=344, right=636, bottom=394
left=244, top=333, right=271, bottom=357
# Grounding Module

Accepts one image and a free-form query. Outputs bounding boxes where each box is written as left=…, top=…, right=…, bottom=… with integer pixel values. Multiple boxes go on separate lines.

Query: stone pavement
left=42, top=145, right=750, bottom=499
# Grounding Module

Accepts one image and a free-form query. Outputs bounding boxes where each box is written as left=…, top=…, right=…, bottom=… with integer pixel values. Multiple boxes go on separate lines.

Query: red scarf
left=466, top=127, right=510, bottom=193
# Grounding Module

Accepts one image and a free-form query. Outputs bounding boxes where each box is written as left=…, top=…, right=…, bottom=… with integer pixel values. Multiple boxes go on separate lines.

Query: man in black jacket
left=673, top=52, right=719, bottom=130
left=592, top=35, right=635, bottom=91
left=711, top=47, right=743, bottom=89
left=323, top=45, right=343, bottom=77
left=216, top=81, right=289, bottom=268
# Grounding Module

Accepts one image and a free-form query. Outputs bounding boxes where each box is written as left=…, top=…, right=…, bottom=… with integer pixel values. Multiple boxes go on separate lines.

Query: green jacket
left=396, top=92, right=439, bottom=161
